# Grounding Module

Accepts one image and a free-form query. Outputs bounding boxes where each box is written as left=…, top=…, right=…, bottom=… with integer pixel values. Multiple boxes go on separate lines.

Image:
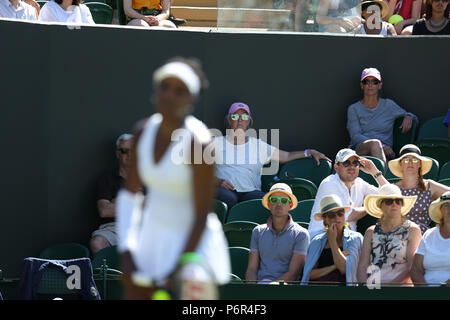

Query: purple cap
left=228, top=102, right=250, bottom=115
left=361, top=68, right=381, bottom=81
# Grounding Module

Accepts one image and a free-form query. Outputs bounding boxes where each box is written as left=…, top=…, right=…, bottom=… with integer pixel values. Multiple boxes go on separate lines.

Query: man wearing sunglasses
left=90, top=133, right=134, bottom=255
left=246, top=183, right=310, bottom=284
left=308, top=148, right=389, bottom=238
left=347, top=67, right=418, bottom=165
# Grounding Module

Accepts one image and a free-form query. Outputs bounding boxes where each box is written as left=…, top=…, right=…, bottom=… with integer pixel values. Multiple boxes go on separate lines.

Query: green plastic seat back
left=438, top=178, right=450, bottom=187
left=39, top=242, right=90, bottom=260
left=85, top=2, right=113, bottom=24
left=226, top=199, right=270, bottom=224
left=417, top=117, right=446, bottom=140
left=279, top=158, right=332, bottom=187
left=393, top=116, right=418, bottom=156
left=290, top=199, right=314, bottom=224
left=356, top=214, right=379, bottom=236
left=228, top=247, right=250, bottom=280
left=92, top=245, right=120, bottom=270
left=268, top=178, right=317, bottom=202
left=36, top=0, right=47, bottom=8
left=213, top=199, right=228, bottom=224
left=116, top=0, right=127, bottom=25
left=358, top=156, right=385, bottom=186
left=416, top=140, right=449, bottom=172
left=223, top=221, right=258, bottom=248
left=439, top=161, right=450, bottom=180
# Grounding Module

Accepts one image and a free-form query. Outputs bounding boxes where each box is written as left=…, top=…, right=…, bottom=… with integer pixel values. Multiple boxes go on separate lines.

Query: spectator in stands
left=412, top=0, right=450, bottom=35
left=0, top=0, right=37, bottom=20
left=38, top=0, right=95, bottom=24
left=246, top=183, right=309, bottom=284
left=445, top=109, right=450, bottom=138
left=308, top=148, right=388, bottom=238
left=357, top=184, right=422, bottom=286
left=385, top=0, right=422, bottom=35
left=301, top=194, right=363, bottom=286
left=353, top=0, right=397, bottom=35
left=90, top=133, right=134, bottom=255
left=388, top=144, right=450, bottom=234
left=24, top=0, right=39, bottom=17
left=315, top=0, right=362, bottom=33
left=124, top=0, right=176, bottom=28
left=212, top=102, right=331, bottom=211
left=411, top=192, right=450, bottom=286
left=347, top=67, right=418, bottom=165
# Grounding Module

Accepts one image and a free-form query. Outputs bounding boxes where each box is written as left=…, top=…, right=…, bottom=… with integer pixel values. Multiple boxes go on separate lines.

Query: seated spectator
left=246, top=183, right=309, bottom=284
left=389, top=144, right=450, bottom=234
left=385, top=0, right=422, bottom=35
left=123, top=0, right=176, bottom=28
left=38, top=0, right=94, bottom=24
left=24, top=0, right=39, bottom=17
left=412, top=0, right=450, bottom=35
left=0, top=0, right=37, bottom=20
left=411, top=192, right=450, bottom=286
left=212, top=102, right=331, bottom=211
left=353, top=0, right=397, bottom=35
left=308, top=148, right=388, bottom=238
left=301, top=195, right=363, bottom=286
left=357, top=184, right=422, bottom=286
left=316, top=0, right=362, bottom=33
left=445, top=109, right=450, bottom=138
left=90, top=133, right=134, bottom=255
left=347, top=67, right=418, bottom=164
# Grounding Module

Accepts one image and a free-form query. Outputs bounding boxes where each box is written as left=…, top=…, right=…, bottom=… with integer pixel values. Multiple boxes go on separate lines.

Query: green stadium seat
left=423, top=157, right=440, bottom=181
left=268, top=177, right=318, bottom=201
left=83, top=0, right=106, bottom=3
left=36, top=0, right=47, bottom=8
left=439, top=178, right=450, bottom=187
left=393, top=116, right=418, bottom=156
left=228, top=247, right=250, bottom=280
left=290, top=199, right=314, bottom=224
left=439, top=161, right=450, bottom=180
left=226, top=199, right=271, bottom=224
left=416, top=139, right=450, bottom=170
left=229, top=273, right=242, bottom=281
left=385, top=166, right=396, bottom=180
left=39, top=242, right=90, bottom=260
left=116, top=0, right=127, bottom=25
left=356, top=214, right=378, bottom=236
left=223, top=221, right=258, bottom=248
left=279, top=158, right=332, bottom=187
left=85, top=2, right=113, bottom=24
left=92, top=245, right=120, bottom=270
left=387, top=177, right=402, bottom=184
left=297, top=222, right=309, bottom=229
left=417, top=116, right=447, bottom=140
left=213, top=199, right=228, bottom=224
left=358, top=156, right=385, bottom=186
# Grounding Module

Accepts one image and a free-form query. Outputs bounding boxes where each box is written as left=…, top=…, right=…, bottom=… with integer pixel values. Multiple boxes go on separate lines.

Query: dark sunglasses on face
left=118, top=148, right=130, bottom=155
left=323, top=209, right=345, bottom=218
left=341, top=160, right=361, bottom=168
left=230, top=113, right=250, bottom=121
left=362, top=79, right=380, bottom=85
left=383, top=198, right=404, bottom=206
left=269, top=196, right=292, bottom=205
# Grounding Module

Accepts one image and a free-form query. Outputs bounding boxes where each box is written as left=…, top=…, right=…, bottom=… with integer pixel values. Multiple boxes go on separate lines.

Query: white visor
left=153, top=62, right=201, bottom=97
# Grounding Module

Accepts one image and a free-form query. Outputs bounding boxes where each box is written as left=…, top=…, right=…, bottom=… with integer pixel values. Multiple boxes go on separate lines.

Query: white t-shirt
left=38, top=0, right=94, bottom=24
left=0, top=0, right=36, bottom=20
left=416, top=227, right=450, bottom=285
left=308, top=173, right=378, bottom=237
left=213, top=136, right=276, bottom=192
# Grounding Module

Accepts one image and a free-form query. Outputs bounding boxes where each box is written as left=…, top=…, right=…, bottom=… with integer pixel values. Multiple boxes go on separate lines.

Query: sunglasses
left=323, top=209, right=345, bottom=218
left=118, top=148, right=130, bottom=155
left=230, top=113, right=250, bottom=121
left=361, top=79, right=380, bottom=85
left=269, top=196, right=292, bottom=205
left=402, top=157, right=419, bottom=164
left=382, top=198, right=404, bottom=206
left=341, top=160, right=361, bottom=168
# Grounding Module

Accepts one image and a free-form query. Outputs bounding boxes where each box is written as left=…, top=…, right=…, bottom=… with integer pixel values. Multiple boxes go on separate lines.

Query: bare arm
left=274, top=149, right=331, bottom=165
left=245, top=251, right=260, bottom=281
left=357, top=227, right=374, bottom=283
left=428, top=180, right=450, bottom=201
left=123, top=0, right=147, bottom=20
left=156, top=0, right=171, bottom=22
left=347, top=207, right=367, bottom=222
left=276, top=253, right=306, bottom=282
left=97, top=199, right=116, bottom=218
left=310, top=263, right=337, bottom=280
left=393, top=0, right=422, bottom=32
left=410, top=254, right=426, bottom=286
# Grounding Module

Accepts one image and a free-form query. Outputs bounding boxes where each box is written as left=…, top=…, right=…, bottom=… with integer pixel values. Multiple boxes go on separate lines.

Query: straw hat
left=428, top=191, right=450, bottom=224
left=364, top=184, right=417, bottom=218
left=356, top=0, right=389, bottom=19
left=314, top=194, right=351, bottom=221
left=388, top=144, right=433, bottom=178
left=262, top=183, right=298, bottom=210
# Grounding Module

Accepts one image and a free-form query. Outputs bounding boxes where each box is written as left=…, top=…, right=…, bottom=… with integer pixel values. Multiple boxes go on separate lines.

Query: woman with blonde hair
left=388, top=144, right=450, bottom=234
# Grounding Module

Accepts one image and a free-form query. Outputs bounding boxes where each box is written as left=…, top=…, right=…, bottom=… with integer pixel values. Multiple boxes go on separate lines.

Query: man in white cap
left=308, top=148, right=389, bottom=238
left=246, top=183, right=310, bottom=284
left=347, top=67, right=418, bottom=164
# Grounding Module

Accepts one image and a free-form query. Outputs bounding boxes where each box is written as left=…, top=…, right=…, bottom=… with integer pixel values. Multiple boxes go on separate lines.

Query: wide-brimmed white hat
left=388, top=144, right=433, bottom=178
left=262, top=183, right=298, bottom=210
left=428, top=191, right=450, bottom=224
left=356, top=0, right=389, bottom=19
left=364, top=184, right=417, bottom=218
left=314, top=194, right=351, bottom=221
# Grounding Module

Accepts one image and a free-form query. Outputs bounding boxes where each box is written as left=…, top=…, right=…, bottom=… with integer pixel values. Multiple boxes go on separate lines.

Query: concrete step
left=172, top=0, right=217, bottom=6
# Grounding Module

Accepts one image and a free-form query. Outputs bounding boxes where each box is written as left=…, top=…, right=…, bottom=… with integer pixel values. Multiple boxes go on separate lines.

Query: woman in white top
left=353, top=0, right=396, bottom=35
left=38, top=0, right=94, bottom=24
left=411, top=192, right=450, bottom=286
left=116, top=58, right=231, bottom=300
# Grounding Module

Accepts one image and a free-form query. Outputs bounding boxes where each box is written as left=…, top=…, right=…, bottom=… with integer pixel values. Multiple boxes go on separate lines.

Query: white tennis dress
left=131, top=113, right=230, bottom=284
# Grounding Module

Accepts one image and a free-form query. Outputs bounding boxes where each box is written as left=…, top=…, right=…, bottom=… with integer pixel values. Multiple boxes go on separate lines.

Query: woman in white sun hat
left=357, top=184, right=422, bottom=286
left=389, top=144, right=450, bottom=234
left=411, top=192, right=450, bottom=286
left=301, top=194, right=363, bottom=286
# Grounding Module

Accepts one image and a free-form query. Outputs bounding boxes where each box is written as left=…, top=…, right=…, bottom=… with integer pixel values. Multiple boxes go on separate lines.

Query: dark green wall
left=0, top=20, right=448, bottom=278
